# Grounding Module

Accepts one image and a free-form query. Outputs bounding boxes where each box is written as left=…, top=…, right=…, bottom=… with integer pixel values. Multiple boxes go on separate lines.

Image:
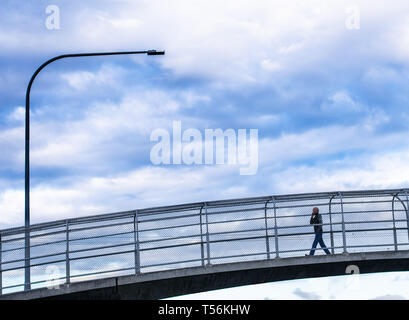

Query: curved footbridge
left=0, top=188, right=408, bottom=299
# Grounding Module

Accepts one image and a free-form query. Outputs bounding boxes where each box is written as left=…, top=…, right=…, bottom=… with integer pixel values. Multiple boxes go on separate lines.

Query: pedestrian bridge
left=0, top=188, right=408, bottom=299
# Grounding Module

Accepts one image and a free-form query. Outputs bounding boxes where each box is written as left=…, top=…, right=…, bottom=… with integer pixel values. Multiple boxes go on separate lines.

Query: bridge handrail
left=1, top=188, right=407, bottom=236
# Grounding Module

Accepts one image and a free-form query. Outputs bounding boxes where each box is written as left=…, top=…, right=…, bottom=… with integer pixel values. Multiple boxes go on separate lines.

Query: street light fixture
left=24, top=49, right=165, bottom=291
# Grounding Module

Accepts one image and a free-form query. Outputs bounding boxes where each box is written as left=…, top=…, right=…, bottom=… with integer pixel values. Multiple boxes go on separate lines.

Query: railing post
left=264, top=200, right=271, bottom=260
left=204, top=202, right=211, bottom=265
left=404, top=190, right=409, bottom=243
left=0, top=234, right=2, bottom=295
left=328, top=195, right=335, bottom=254
left=65, top=220, right=70, bottom=284
left=273, top=197, right=279, bottom=258
left=339, top=192, right=347, bottom=253
left=199, top=205, right=205, bottom=266
left=134, top=210, right=141, bottom=274
left=392, top=194, right=398, bottom=251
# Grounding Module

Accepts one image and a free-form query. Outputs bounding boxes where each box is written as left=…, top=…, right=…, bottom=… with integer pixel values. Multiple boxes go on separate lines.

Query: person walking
left=307, top=207, right=331, bottom=256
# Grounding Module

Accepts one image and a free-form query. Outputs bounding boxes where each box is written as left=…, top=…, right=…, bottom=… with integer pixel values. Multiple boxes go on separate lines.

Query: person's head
left=312, top=207, right=319, bottom=215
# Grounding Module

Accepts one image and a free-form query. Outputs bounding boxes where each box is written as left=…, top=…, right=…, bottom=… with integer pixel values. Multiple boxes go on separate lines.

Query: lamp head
left=147, top=50, right=165, bottom=56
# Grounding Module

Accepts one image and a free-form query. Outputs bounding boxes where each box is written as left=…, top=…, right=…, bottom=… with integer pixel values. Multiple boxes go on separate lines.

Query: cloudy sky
left=1, top=0, right=409, bottom=299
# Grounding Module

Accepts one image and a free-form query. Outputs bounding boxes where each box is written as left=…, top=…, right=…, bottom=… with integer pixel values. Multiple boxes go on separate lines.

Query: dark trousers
left=309, top=229, right=331, bottom=255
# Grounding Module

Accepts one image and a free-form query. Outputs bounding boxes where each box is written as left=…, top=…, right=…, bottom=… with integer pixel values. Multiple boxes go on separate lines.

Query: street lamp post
left=24, top=49, right=165, bottom=291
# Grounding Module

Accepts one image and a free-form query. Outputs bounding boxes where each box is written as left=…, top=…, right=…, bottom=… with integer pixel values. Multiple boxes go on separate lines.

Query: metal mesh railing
left=0, top=188, right=408, bottom=294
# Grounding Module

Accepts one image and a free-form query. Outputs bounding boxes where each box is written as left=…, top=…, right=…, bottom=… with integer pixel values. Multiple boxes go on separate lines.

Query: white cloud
left=322, top=90, right=366, bottom=113
left=0, top=126, right=24, bottom=171
left=260, top=59, right=282, bottom=72
left=2, top=0, right=409, bottom=86
left=0, top=189, right=24, bottom=226
left=258, top=123, right=405, bottom=169
left=6, top=106, right=25, bottom=122
left=269, top=148, right=409, bottom=194
left=1, top=141, right=409, bottom=227
left=0, top=81, right=211, bottom=173
left=293, top=288, right=321, bottom=300
left=0, top=164, right=248, bottom=226
left=372, top=295, right=406, bottom=300
left=167, top=271, right=409, bottom=300
left=1, top=95, right=409, bottom=227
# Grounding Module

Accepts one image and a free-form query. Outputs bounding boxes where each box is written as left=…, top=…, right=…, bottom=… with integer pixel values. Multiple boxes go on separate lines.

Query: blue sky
left=1, top=0, right=409, bottom=299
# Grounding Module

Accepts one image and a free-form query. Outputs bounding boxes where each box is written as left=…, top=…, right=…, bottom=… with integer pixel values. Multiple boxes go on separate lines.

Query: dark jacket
left=310, top=214, right=323, bottom=232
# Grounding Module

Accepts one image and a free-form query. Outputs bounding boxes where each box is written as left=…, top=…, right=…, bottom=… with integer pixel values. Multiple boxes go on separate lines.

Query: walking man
left=308, top=207, right=331, bottom=256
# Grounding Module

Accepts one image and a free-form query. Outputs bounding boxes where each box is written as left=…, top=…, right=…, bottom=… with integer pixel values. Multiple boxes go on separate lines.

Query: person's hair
left=313, top=207, right=319, bottom=213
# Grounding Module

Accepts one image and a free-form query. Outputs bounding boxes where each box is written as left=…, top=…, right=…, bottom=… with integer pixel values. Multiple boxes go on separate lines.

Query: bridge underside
left=3, top=250, right=409, bottom=300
